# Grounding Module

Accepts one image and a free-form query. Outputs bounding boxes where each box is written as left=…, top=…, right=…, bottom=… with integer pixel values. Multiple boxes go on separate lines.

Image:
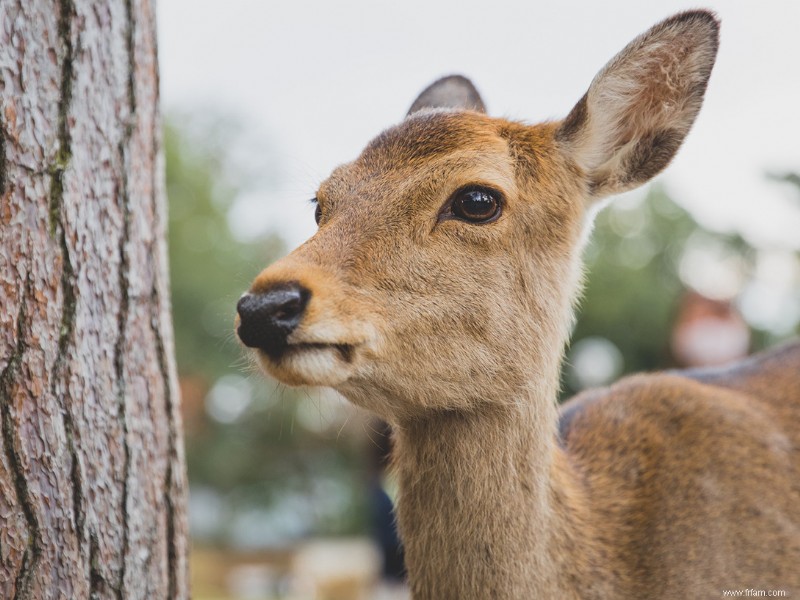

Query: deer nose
left=236, top=282, right=310, bottom=357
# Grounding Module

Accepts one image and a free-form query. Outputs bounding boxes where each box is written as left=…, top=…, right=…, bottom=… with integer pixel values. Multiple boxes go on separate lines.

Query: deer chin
left=256, top=342, right=359, bottom=387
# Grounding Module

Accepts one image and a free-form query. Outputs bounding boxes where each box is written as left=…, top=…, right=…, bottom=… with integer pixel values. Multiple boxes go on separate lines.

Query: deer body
left=392, top=342, right=800, bottom=599
left=557, top=346, right=800, bottom=598
left=237, top=10, right=800, bottom=599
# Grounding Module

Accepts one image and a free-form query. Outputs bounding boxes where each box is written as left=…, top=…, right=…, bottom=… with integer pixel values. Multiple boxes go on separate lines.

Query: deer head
left=237, top=11, right=719, bottom=424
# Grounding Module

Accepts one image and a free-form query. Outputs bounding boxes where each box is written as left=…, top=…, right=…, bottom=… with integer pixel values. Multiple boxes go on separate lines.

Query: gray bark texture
left=0, top=0, right=189, bottom=598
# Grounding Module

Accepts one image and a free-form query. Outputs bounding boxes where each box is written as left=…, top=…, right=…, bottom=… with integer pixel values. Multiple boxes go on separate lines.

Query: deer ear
left=407, top=75, right=487, bottom=116
left=556, top=10, right=719, bottom=200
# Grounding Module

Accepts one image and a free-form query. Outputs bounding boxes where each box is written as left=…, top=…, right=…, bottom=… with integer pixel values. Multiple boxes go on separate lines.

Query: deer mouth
left=280, top=342, right=355, bottom=364
left=256, top=339, right=362, bottom=387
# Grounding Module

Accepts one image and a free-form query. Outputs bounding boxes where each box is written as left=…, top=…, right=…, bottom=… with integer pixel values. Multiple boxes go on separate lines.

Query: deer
left=235, top=10, right=800, bottom=599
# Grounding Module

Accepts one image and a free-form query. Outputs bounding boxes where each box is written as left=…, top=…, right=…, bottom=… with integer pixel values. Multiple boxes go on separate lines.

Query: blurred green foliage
left=166, top=117, right=282, bottom=380
left=573, top=188, right=696, bottom=374
left=564, top=187, right=747, bottom=396
left=165, top=116, right=369, bottom=546
left=565, top=178, right=799, bottom=398
left=769, top=172, right=800, bottom=196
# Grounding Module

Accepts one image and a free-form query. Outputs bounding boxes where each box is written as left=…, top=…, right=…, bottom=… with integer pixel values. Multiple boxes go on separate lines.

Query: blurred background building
left=156, top=2, right=800, bottom=598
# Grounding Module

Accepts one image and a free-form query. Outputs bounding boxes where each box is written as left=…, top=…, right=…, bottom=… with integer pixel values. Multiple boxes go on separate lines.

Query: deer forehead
left=317, top=111, right=557, bottom=216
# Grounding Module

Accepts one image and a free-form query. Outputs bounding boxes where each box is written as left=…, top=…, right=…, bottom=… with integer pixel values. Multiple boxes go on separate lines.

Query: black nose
left=236, top=282, right=310, bottom=357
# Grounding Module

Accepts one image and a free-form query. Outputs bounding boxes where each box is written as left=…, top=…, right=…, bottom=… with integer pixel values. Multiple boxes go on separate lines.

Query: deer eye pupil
left=314, top=202, right=322, bottom=225
left=452, top=188, right=500, bottom=223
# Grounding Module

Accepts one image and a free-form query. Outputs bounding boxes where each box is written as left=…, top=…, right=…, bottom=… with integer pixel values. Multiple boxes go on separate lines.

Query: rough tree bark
left=0, top=0, right=189, bottom=598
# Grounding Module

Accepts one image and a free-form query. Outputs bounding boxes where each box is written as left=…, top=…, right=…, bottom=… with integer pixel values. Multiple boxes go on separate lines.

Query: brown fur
left=241, top=10, right=800, bottom=599
left=559, top=341, right=800, bottom=597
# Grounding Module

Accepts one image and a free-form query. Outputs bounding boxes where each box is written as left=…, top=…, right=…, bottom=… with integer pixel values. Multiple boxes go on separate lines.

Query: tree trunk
left=0, top=1, right=189, bottom=598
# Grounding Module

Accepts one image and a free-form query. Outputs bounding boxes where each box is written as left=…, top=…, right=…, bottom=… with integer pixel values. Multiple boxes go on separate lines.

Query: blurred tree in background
left=165, top=116, right=370, bottom=551
left=564, top=182, right=800, bottom=398
left=771, top=172, right=800, bottom=197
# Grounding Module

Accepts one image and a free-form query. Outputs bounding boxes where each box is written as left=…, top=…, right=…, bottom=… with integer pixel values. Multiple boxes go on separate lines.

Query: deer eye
left=311, top=197, right=322, bottom=225
left=450, top=186, right=502, bottom=223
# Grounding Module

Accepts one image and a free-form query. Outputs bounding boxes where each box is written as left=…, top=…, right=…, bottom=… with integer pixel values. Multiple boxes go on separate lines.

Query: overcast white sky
left=157, top=0, right=800, bottom=252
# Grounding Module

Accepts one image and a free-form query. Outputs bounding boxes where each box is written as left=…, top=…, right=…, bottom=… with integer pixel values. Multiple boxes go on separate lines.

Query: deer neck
left=392, top=383, right=601, bottom=600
